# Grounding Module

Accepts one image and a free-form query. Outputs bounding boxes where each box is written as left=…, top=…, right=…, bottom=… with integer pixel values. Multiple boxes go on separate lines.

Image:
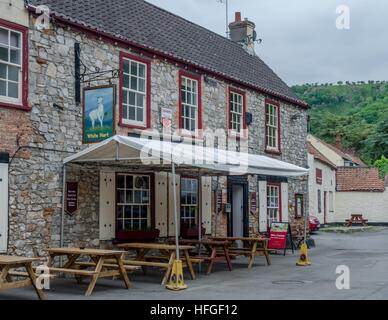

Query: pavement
left=2, top=228, right=388, bottom=300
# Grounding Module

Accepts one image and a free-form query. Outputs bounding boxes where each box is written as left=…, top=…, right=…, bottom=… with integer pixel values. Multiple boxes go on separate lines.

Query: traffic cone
left=296, top=243, right=312, bottom=266
left=166, top=260, right=187, bottom=291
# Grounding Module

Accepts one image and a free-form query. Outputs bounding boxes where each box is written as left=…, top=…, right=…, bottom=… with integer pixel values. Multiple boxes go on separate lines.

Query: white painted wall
left=308, top=154, right=336, bottom=223
left=335, top=189, right=388, bottom=223
left=308, top=134, right=345, bottom=167
left=0, top=0, right=29, bottom=27
left=0, top=163, right=9, bottom=252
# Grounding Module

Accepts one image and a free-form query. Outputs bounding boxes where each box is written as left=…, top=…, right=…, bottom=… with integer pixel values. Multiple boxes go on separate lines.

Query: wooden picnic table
left=212, top=236, right=271, bottom=268
left=116, top=243, right=196, bottom=285
left=0, top=255, right=46, bottom=300
left=345, top=214, right=368, bottom=227
left=177, top=239, right=233, bottom=274
left=46, top=247, right=134, bottom=296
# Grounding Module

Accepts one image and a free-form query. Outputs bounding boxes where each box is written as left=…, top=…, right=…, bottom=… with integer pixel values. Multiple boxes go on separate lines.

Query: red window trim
left=115, top=172, right=155, bottom=230
left=227, top=86, right=247, bottom=139
left=178, top=70, right=203, bottom=137
left=265, top=98, right=281, bottom=155
left=0, top=19, right=29, bottom=111
left=267, top=182, right=282, bottom=223
left=119, top=52, right=151, bottom=129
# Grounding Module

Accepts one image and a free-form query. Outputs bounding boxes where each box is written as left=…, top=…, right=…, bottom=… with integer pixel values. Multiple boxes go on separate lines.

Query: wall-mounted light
left=291, top=113, right=303, bottom=121
left=246, top=112, right=253, bottom=126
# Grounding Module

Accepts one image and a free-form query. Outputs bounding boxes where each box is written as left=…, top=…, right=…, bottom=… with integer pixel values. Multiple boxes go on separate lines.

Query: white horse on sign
left=89, top=96, right=104, bottom=128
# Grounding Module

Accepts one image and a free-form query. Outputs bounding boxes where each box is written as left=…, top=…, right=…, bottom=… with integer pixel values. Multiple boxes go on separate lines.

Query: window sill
left=0, top=101, right=31, bottom=111
left=120, top=121, right=148, bottom=130
left=265, top=148, right=282, bottom=155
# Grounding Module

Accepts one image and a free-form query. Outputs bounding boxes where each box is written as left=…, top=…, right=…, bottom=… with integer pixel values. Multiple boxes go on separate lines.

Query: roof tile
left=336, top=167, right=385, bottom=192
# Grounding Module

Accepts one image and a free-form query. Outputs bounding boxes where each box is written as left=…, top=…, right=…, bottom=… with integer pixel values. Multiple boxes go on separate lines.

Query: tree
left=374, top=156, right=388, bottom=178
left=362, top=117, right=388, bottom=162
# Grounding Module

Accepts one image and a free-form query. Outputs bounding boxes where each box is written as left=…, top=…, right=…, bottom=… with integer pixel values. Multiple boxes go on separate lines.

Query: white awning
left=63, top=135, right=308, bottom=177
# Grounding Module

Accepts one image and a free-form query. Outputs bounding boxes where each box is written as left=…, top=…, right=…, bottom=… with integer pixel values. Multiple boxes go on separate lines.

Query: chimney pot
left=235, top=12, right=241, bottom=22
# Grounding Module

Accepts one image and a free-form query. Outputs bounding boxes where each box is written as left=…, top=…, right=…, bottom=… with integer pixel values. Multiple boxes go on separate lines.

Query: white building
left=308, top=142, right=336, bottom=224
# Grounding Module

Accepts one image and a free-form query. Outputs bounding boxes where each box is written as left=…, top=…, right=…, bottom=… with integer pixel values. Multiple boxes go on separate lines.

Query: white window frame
left=121, top=58, right=147, bottom=127
left=116, top=174, right=151, bottom=231
left=181, top=76, right=198, bottom=132
left=0, top=26, right=23, bottom=105
left=266, top=103, right=279, bottom=151
left=267, top=184, right=280, bottom=226
left=229, top=91, right=244, bottom=132
left=180, top=177, right=198, bottom=228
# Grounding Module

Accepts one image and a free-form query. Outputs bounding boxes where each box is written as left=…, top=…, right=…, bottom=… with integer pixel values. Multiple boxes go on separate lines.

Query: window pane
left=122, top=91, right=128, bottom=104
left=122, top=59, right=130, bottom=74
left=8, top=65, right=18, bottom=82
left=117, top=175, right=125, bottom=188
left=10, top=32, right=20, bottom=48
left=128, top=106, right=135, bottom=120
left=139, top=64, right=145, bottom=78
left=130, top=76, right=137, bottom=90
left=123, top=74, right=129, bottom=88
left=128, top=92, right=136, bottom=106
left=139, top=79, right=145, bottom=92
left=126, top=175, right=133, bottom=189
left=8, top=82, right=18, bottom=98
left=0, top=47, right=8, bottom=62
left=0, top=80, right=5, bottom=96
left=137, top=109, right=143, bottom=122
left=130, top=62, right=137, bottom=76
left=10, top=49, right=20, bottom=64
left=0, top=29, right=8, bottom=45
left=0, top=63, right=5, bottom=79
left=137, top=93, right=144, bottom=107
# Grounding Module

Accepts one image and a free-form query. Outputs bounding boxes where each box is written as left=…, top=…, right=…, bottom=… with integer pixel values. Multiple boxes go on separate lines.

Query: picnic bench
left=345, top=214, right=368, bottom=227
left=116, top=243, right=196, bottom=285
left=212, top=236, right=271, bottom=268
left=46, top=247, right=136, bottom=296
left=0, top=255, right=46, bottom=300
left=176, top=239, right=233, bottom=274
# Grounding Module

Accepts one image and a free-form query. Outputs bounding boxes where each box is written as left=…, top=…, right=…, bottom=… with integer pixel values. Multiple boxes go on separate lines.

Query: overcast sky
left=147, top=0, right=388, bottom=85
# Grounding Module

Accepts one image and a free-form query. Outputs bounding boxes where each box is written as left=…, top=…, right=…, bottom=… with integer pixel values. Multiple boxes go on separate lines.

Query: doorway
left=324, top=191, right=327, bottom=224
left=232, top=185, right=244, bottom=238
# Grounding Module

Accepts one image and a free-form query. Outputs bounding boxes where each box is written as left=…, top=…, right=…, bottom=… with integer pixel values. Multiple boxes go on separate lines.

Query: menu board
left=268, top=222, right=289, bottom=250
left=65, top=182, right=78, bottom=215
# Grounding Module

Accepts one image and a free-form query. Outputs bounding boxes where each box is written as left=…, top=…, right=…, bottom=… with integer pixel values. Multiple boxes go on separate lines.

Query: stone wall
left=4, top=15, right=308, bottom=254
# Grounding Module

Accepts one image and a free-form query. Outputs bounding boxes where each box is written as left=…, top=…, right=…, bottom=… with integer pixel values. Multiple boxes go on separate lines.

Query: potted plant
left=115, top=226, right=160, bottom=242
left=180, top=223, right=206, bottom=239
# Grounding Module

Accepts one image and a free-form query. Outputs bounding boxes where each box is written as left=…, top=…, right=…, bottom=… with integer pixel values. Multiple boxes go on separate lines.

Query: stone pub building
left=0, top=0, right=308, bottom=256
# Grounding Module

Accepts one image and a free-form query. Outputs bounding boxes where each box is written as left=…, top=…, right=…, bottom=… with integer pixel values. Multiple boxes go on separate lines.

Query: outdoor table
left=116, top=243, right=196, bottom=285
left=177, top=239, right=233, bottom=275
left=46, top=247, right=132, bottom=296
left=0, top=255, right=46, bottom=300
left=345, top=214, right=368, bottom=226
left=212, top=236, right=271, bottom=268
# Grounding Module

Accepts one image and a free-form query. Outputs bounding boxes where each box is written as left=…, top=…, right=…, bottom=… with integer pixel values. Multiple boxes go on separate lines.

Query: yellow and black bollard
left=296, top=242, right=312, bottom=266
left=166, top=259, right=187, bottom=291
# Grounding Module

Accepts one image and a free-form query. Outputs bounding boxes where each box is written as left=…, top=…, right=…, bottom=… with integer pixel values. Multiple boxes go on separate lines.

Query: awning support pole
left=172, top=162, right=180, bottom=260
left=60, top=164, right=66, bottom=249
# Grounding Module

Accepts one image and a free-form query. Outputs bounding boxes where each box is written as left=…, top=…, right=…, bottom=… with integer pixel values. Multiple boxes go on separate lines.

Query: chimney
left=335, top=132, right=342, bottom=150
left=229, top=11, right=257, bottom=55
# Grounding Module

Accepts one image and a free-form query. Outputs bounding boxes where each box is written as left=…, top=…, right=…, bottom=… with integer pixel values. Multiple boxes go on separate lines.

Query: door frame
left=227, top=177, right=249, bottom=237
left=324, top=191, right=327, bottom=224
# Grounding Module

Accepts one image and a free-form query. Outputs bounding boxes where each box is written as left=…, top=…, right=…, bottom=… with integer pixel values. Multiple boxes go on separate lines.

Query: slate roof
left=308, top=142, right=336, bottom=169
left=28, top=0, right=307, bottom=107
left=336, top=167, right=385, bottom=192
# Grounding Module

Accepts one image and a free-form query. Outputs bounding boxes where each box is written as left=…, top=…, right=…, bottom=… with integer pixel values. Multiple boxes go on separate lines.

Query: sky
left=147, top=0, right=388, bottom=86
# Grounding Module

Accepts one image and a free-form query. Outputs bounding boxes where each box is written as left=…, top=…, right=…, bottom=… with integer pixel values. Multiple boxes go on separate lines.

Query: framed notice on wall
left=65, top=182, right=78, bottom=216
left=83, top=85, right=116, bottom=144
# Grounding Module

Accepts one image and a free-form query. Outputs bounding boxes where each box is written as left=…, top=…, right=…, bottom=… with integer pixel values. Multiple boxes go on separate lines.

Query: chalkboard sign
left=268, top=222, right=295, bottom=255
left=66, top=182, right=78, bottom=215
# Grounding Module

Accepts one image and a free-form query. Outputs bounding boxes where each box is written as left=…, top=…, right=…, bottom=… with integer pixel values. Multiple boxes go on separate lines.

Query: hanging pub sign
left=268, top=222, right=294, bottom=255
left=65, top=182, right=78, bottom=215
left=83, top=85, right=116, bottom=144
left=250, top=192, right=257, bottom=213
left=161, top=107, right=173, bottom=128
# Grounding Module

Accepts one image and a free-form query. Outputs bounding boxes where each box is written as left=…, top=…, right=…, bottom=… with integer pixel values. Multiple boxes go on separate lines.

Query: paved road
left=2, top=229, right=388, bottom=300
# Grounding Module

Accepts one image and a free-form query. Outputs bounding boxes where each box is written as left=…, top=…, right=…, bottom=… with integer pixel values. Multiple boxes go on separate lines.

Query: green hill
left=292, top=81, right=388, bottom=164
